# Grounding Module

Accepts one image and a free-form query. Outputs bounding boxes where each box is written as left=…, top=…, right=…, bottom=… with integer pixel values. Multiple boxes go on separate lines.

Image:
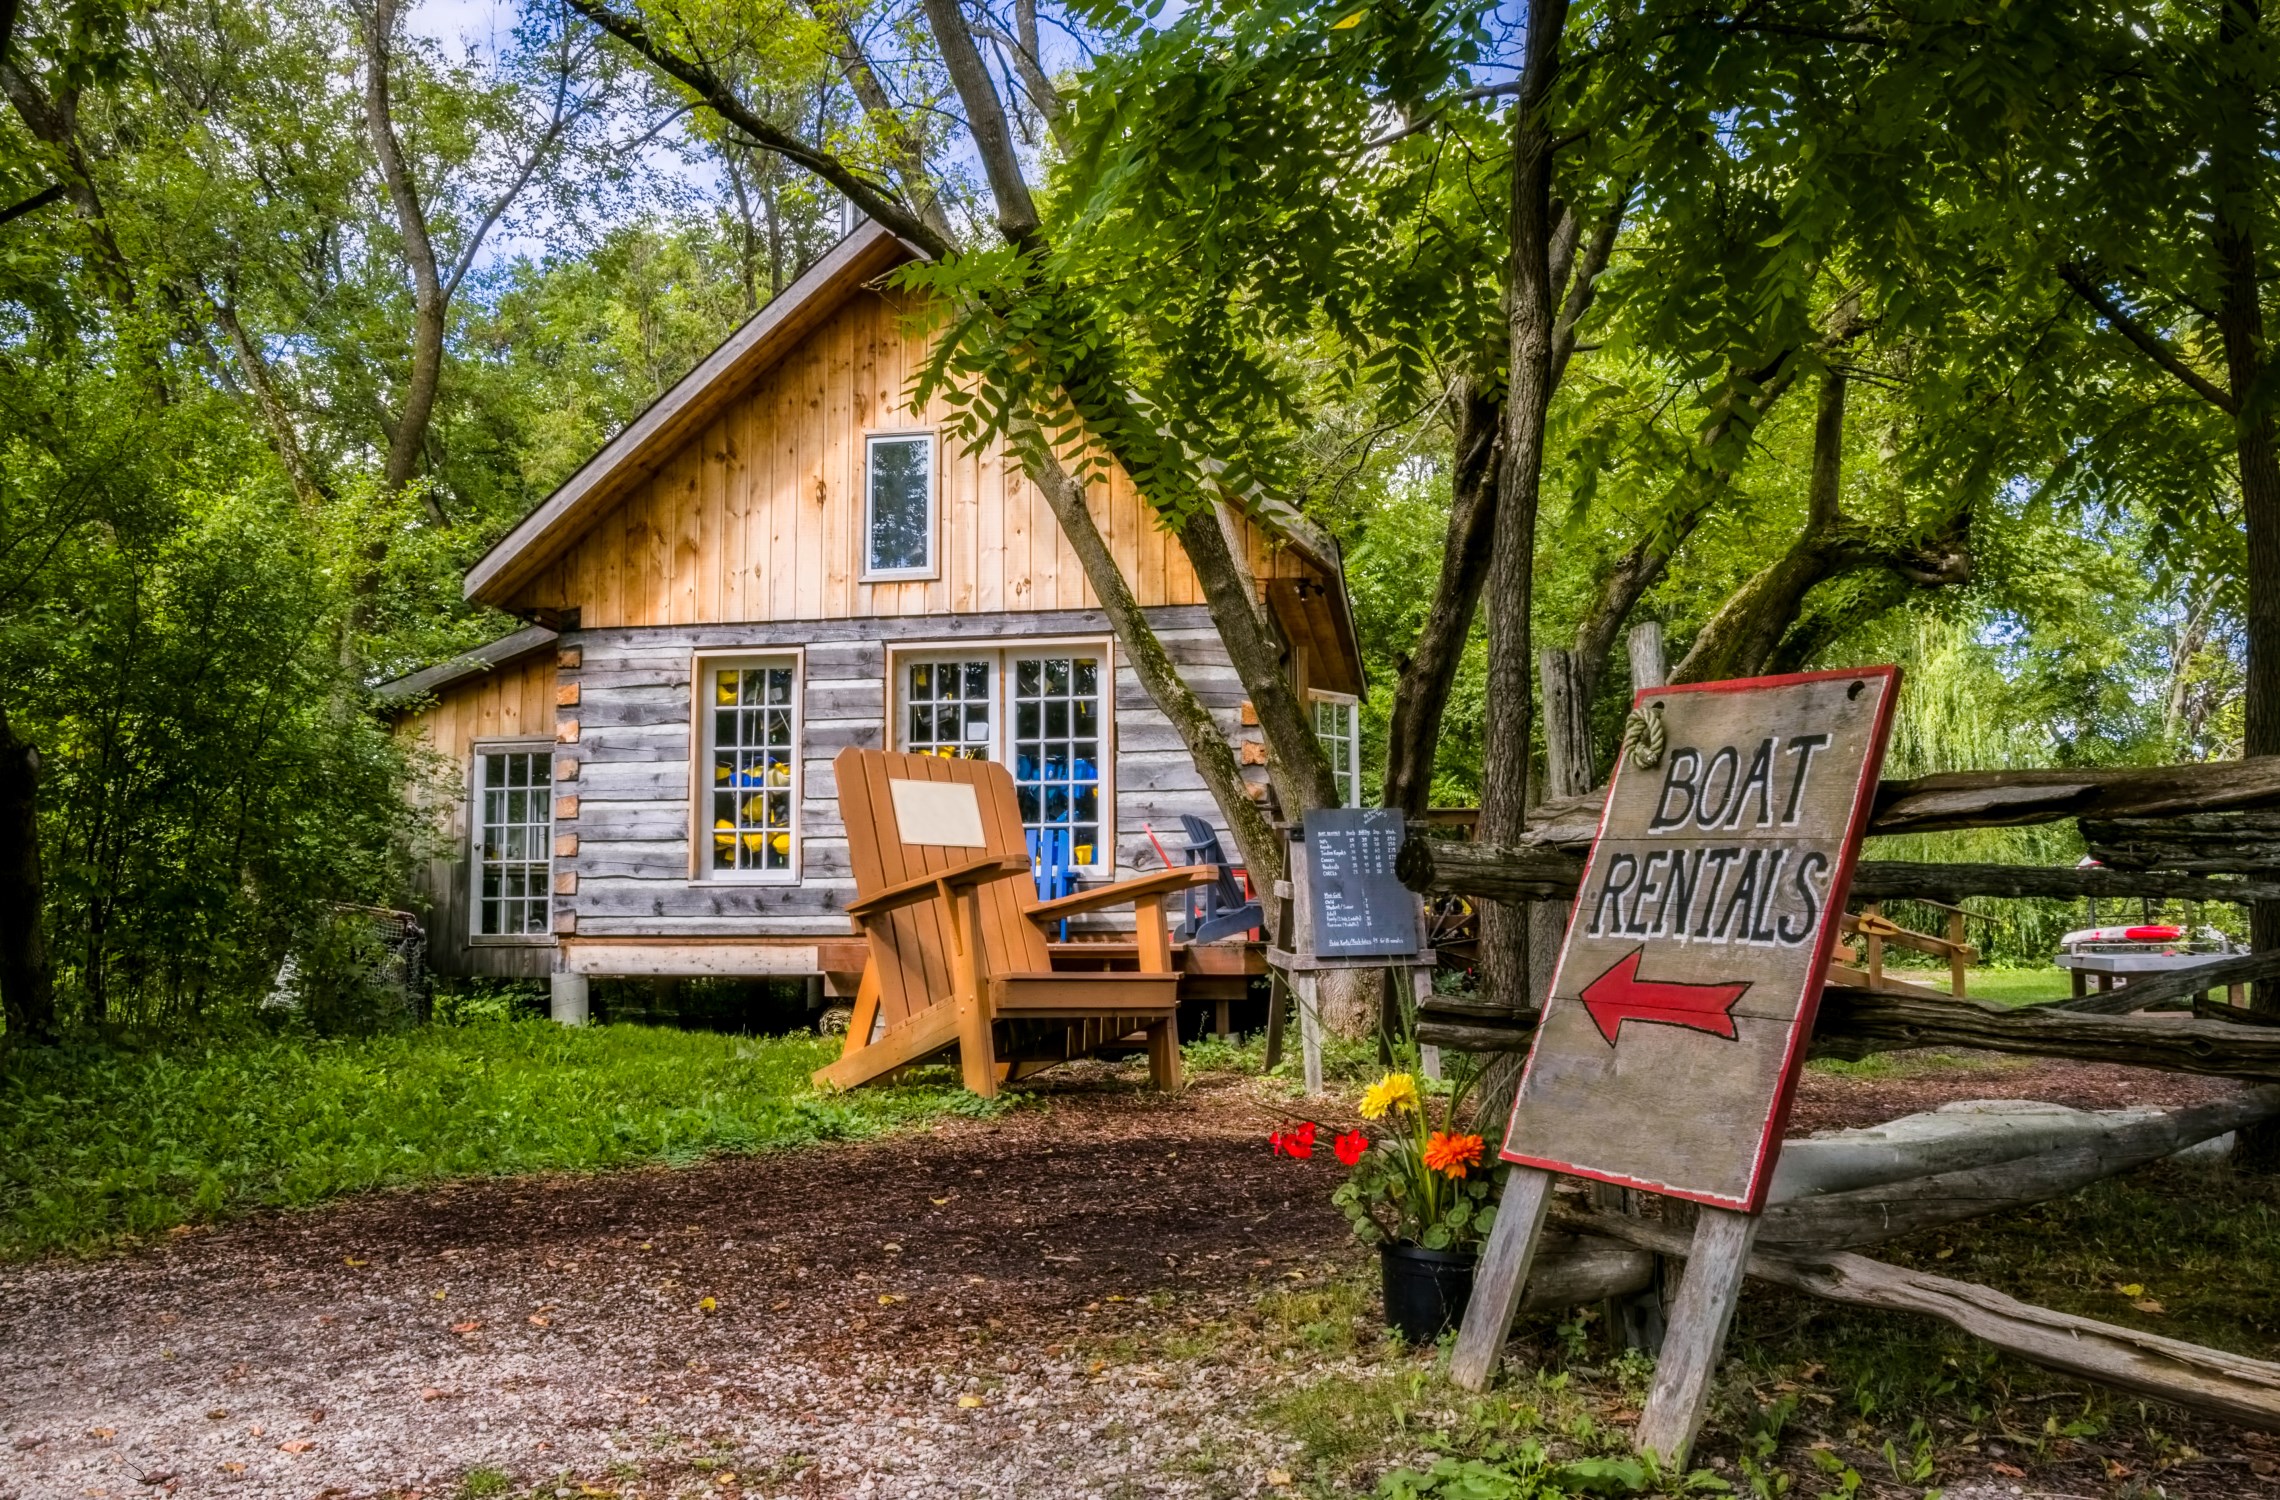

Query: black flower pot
left=1380, top=1241, right=1477, bottom=1343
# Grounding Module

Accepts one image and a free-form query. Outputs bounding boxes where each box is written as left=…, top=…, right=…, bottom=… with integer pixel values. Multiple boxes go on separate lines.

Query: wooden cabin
left=379, top=221, right=1365, bottom=1020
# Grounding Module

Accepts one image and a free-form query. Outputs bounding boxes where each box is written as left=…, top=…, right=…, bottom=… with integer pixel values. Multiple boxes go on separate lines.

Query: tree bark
left=362, top=0, right=448, bottom=516
left=1381, top=191, right=1626, bottom=819
left=212, top=296, right=330, bottom=512
left=1563, top=349, right=1801, bottom=741
left=1381, top=375, right=1501, bottom=817
left=823, top=10, right=957, bottom=244
left=1475, top=0, right=1572, bottom=1008
left=0, top=703, right=54, bottom=1041
left=922, top=0, right=1339, bottom=856
left=2210, top=0, right=2280, bottom=1143
left=1005, top=414, right=1285, bottom=899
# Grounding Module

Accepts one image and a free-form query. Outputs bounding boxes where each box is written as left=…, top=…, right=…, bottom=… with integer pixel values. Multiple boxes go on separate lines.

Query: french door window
left=475, top=749, right=552, bottom=936
left=900, top=646, right=1109, bottom=867
left=708, top=660, right=799, bottom=876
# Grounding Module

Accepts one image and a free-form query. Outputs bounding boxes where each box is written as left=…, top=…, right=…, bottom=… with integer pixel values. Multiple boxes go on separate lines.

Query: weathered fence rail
left=1396, top=840, right=2280, bottom=907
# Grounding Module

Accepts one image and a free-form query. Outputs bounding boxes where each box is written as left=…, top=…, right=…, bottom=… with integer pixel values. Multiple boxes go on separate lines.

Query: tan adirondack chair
left=814, top=747, right=1213, bottom=1097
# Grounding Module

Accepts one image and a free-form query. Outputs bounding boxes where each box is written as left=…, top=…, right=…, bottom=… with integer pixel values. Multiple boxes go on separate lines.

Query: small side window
left=865, top=433, right=934, bottom=577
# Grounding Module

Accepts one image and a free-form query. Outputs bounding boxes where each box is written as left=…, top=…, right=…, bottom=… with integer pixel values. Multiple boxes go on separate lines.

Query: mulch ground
left=0, top=1057, right=2269, bottom=1500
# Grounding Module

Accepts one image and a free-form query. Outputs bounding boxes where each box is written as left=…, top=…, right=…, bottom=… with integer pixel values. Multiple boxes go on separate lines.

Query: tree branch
left=2058, top=261, right=2235, bottom=413
left=564, top=0, right=951, bottom=257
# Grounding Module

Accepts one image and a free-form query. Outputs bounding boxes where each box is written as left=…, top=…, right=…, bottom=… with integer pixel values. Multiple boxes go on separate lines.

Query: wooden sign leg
left=1634, top=1206, right=1759, bottom=1467
left=1448, top=1165, right=1557, bottom=1390
left=1295, top=972, right=1325, bottom=1096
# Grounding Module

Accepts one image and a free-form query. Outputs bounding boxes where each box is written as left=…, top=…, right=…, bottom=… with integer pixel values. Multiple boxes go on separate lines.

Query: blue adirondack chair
left=1028, top=826, right=1078, bottom=941
left=1175, top=814, right=1262, bottom=943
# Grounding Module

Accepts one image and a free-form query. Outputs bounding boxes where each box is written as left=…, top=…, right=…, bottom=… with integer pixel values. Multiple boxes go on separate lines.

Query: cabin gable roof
left=466, top=220, right=919, bottom=609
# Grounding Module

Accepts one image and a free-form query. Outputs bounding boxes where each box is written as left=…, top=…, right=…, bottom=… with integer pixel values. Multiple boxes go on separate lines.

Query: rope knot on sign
left=1620, top=701, right=1667, bottom=770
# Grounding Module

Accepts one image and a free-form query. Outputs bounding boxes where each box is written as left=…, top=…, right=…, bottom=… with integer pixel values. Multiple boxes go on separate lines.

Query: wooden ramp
left=815, top=748, right=1212, bottom=1098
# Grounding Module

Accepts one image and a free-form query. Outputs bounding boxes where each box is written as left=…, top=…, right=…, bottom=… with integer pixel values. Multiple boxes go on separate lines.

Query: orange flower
left=1422, top=1131, right=1485, bottom=1179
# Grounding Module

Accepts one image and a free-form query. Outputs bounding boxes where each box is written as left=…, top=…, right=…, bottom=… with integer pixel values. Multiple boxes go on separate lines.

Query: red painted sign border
left=1498, top=664, right=1903, bottom=1213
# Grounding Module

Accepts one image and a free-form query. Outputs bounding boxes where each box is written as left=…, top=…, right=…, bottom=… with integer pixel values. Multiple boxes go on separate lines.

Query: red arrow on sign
left=1579, top=949, right=1751, bottom=1046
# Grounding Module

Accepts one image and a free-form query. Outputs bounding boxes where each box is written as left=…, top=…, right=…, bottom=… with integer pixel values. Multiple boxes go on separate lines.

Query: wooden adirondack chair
left=814, top=747, right=1214, bottom=1098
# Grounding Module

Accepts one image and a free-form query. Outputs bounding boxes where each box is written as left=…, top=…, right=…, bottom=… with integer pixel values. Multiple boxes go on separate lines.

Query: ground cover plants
left=0, top=1020, right=998, bottom=1259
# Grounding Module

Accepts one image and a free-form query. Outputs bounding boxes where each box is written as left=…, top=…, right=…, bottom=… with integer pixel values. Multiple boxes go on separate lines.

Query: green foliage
left=0, top=1022, right=995, bottom=1258
left=1378, top=1442, right=1699, bottom=1498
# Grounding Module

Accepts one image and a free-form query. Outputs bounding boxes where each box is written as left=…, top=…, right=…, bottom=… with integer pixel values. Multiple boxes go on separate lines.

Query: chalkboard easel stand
left=1263, top=817, right=1440, bottom=1097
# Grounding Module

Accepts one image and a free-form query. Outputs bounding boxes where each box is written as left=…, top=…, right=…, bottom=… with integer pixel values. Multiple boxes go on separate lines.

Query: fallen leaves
left=420, top=1387, right=446, bottom=1402
left=276, top=1439, right=314, bottom=1454
left=218, top=1462, right=246, bottom=1475
left=87, top=1427, right=116, bottom=1442
left=2132, top=1297, right=2167, bottom=1314
left=528, top=1314, right=552, bottom=1327
left=204, top=1408, right=228, bottom=1420
left=1990, top=1461, right=2026, bottom=1477
left=696, top=1296, right=718, bottom=1314
left=342, top=1257, right=366, bottom=1268
left=450, top=1320, right=482, bottom=1334
left=876, top=1294, right=901, bottom=1306
left=956, top=1395, right=983, bottom=1408
left=1267, top=1468, right=1294, bottom=1486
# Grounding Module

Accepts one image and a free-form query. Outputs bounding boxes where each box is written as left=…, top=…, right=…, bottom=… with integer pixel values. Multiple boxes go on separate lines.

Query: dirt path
left=0, top=1060, right=2257, bottom=1500
left=0, top=1076, right=1345, bottom=1500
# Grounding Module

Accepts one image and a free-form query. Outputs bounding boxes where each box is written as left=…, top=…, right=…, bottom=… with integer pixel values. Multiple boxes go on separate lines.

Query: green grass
left=0, top=1021, right=999, bottom=1260
left=1945, top=965, right=2074, bottom=1007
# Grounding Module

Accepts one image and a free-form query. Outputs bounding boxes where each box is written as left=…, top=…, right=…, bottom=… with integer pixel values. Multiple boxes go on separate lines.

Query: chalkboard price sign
left=1302, top=808, right=1418, bottom=957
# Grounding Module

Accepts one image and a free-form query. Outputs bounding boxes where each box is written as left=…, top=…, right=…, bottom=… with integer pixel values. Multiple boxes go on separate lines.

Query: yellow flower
left=1358, top=1073, right=1419, bottom=1120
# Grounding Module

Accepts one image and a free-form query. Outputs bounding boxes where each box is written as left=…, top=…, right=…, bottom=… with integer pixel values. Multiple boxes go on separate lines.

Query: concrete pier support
left=551, top=970, right=590, bottom=1026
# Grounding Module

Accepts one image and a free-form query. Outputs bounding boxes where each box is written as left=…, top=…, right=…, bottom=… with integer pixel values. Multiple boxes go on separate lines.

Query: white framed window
left=862, top=431, right=936, bottom=579
left=698, top=652, right=803, bottom=880
left=473, top=745, right=553, bottom=939
left=1313, top=693, right=1361, bottom=808
left=891, top=641, right=1112, bottom=871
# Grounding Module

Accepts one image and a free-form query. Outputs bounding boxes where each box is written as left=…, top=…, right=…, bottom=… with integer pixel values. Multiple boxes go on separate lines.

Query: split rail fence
left=1396, top=755, right=2280, bottom=1429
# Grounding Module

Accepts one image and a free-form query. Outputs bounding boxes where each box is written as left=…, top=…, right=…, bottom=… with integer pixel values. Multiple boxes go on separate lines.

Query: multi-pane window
left=897, top=646, right=1110, bottom=868
left=1012, top=655, right=1102, bottom=866
left=865, top=433, right=934, bottom=576
left=905, top=659, right=993, bottom=758
left=710, top=663, right=797, bottom=874
left=475, top=750, right=551, bottom=936
left=1314, top=695, right=1361, bottom=808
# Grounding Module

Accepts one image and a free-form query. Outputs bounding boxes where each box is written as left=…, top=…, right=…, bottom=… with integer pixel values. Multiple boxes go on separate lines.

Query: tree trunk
left=1005, top=415, right=1285, bottom=902
left=1382, top=375, right=1501, bottom=817
left=826, top=15, right=957, bottom=244
left=2210, top=0, right=2280, bottom=1167
left=363, top=0, right=448, bottom=517
left=1476, top=0, right=1572, bottom=1007
left=922, top=0, right=1341, bottom=860
left=0, top=704, right=55, bottom=1041
left=1671, top=366, right=1850, bottom=684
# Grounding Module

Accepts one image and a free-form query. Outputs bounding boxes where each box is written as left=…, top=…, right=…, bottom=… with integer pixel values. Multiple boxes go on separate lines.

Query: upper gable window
left=864, top=432, right=936, bottom=579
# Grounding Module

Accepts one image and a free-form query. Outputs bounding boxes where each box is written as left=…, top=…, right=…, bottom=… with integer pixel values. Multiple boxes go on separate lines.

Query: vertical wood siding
left=509, top=286, right=1308, bottom=629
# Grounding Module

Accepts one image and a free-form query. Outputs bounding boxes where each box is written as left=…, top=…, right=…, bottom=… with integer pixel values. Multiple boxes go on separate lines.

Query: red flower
left=1270, top=1121, right=1318, bottom=1159
left=1332, top=1129, right=1368, bottom=1167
